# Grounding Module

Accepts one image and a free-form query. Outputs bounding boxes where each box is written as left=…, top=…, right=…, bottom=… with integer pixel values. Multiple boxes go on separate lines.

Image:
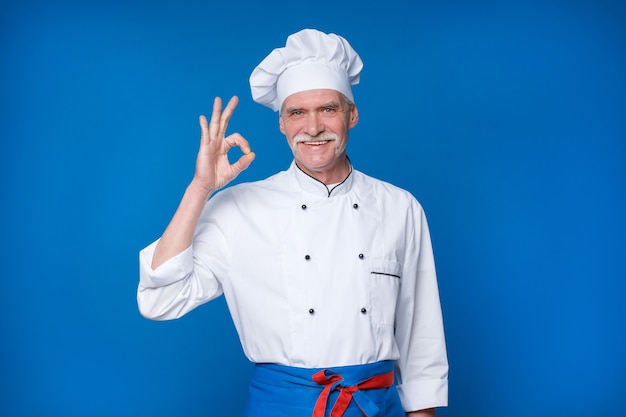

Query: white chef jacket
left=138, top=161, right=448, bottom=412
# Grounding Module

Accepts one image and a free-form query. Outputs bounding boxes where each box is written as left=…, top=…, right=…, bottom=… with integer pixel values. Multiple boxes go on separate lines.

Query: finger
left=231, top=151, right=256, bottom=175
left=224, top=132, right=253, bottom=154
left=199, top=115, right=209, bottom=143
left=218, top=96, right=239, bottom=138
left=209, top=97, right=223, bottom=140
left=198, top=115, right=212, bottom=157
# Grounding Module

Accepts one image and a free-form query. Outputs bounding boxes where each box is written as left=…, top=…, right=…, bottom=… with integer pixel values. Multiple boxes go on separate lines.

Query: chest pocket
left=369, top=259, right=402, bottom=326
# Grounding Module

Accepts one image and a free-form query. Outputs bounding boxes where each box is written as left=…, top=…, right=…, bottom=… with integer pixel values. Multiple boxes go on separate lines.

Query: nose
left=304, top=112, right=324, bottom=137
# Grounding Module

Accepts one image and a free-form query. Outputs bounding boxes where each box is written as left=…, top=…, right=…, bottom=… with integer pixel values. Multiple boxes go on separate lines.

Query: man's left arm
left=394, top=200, right=448, bottom=411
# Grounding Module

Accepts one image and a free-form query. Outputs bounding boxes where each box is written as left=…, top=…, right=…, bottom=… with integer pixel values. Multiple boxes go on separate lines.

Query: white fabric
left=138, top=162, right=448, bottom=411
left=249, top=29, right=363, bottom=111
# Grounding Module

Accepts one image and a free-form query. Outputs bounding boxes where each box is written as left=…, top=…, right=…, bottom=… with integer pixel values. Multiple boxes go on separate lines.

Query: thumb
left=233, top=151, right=256, bottom=174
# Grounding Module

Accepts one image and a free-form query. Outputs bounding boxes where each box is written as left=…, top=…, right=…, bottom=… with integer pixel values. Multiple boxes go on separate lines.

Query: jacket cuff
left=138, top=240, right=193, bottom=288
left=397, top=378, right=448, bottom=412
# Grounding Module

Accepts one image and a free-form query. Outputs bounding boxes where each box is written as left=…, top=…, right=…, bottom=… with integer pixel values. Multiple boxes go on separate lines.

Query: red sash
left=312, top=369, right=395, bottom=417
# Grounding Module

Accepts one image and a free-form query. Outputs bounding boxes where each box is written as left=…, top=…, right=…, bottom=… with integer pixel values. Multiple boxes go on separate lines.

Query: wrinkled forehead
left=281, top=89, right=346, bottom=112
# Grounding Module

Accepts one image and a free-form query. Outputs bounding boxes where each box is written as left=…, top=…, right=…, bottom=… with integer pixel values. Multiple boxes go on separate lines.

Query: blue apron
left=243, top=360, right=404, bottom=417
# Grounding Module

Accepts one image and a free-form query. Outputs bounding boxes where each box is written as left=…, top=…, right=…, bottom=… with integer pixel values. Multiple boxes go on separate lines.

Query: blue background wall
left=1, top=0, right=625, bottom=416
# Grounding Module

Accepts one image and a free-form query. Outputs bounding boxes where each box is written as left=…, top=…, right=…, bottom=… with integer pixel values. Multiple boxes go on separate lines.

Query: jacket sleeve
left=394, top=200, right=449, bottom=411
left=136, top=196, right=231, bottom=321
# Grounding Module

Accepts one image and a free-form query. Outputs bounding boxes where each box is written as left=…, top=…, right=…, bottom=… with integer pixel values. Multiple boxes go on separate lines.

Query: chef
left=138, top=28, right=448, bottom=417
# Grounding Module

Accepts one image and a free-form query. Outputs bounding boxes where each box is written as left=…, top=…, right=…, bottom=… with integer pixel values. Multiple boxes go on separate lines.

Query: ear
left=348, top=104, right=359, bottom=128
left=279, top=114, right=286, bottom=134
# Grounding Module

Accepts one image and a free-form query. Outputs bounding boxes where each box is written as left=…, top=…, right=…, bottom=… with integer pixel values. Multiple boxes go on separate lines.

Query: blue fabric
left=243, top=361, right=404, bottom=417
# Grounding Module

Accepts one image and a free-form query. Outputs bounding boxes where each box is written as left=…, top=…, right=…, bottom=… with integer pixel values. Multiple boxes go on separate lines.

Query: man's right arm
left=150, top=181, right=212, bottom=270
left=150, top=96, right=255, bottom=270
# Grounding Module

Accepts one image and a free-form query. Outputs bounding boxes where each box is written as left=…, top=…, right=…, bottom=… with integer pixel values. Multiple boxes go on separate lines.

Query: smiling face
left=279, top=89, right=359, bottom=184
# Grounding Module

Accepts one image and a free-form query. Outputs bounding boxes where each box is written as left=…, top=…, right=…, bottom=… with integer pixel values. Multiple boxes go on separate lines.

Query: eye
left=322, top=107, right=336, bottom=113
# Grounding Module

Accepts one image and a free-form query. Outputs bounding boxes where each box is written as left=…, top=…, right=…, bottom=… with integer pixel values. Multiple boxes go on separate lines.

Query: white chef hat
left=249, top=29, right=363, bottom=112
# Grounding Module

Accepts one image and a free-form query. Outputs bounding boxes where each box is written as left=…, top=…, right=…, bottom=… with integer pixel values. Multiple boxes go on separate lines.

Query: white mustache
left=293, top=132, right=338, bottom=144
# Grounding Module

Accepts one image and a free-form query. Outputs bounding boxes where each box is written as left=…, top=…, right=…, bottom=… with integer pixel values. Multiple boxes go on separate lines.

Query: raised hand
left=150, top=96, right=255, bottom=269
left=193, top=96, right=255, bottom=194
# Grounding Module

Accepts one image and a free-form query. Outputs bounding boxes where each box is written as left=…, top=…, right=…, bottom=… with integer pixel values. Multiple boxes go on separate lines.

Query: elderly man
left=138, top=29, right=448, bottom=417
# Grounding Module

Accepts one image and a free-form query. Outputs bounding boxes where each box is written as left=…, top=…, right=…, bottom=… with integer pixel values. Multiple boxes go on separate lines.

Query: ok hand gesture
left=193, top=96, right=255, bottom=194
left=151, top=96, right=255, bottom=269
